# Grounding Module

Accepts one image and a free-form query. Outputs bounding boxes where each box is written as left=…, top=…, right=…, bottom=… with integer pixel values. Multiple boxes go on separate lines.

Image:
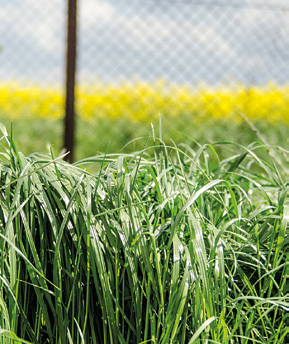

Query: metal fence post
left=64, top=0, right=77, bottom=162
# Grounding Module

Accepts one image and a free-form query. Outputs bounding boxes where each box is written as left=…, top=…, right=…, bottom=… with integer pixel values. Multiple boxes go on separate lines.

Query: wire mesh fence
left=0, top=0, right=289, bottom=160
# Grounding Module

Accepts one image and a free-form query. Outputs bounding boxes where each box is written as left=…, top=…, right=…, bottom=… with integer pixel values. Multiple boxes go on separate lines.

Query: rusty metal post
left=64, top=0, right=77, bottom=162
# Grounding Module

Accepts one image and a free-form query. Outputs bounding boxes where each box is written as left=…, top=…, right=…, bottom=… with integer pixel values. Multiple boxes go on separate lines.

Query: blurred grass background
left=1, top=81, right=288, bottom=161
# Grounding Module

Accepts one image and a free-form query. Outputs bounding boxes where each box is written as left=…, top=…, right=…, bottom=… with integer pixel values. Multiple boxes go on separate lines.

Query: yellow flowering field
left=0, top=80, right=289, bottom=125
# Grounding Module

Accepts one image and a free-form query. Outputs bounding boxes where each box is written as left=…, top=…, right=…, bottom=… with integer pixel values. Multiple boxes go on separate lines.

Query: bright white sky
left=0, top=0, right=289, bottom=86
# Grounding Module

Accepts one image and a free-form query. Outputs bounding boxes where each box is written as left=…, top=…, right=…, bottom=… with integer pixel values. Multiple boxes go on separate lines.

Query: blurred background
left=0, top=0, right=289, bottom=161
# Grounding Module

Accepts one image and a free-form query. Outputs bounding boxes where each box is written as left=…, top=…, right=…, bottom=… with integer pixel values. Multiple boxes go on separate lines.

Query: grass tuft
left=0, top=123, right=288, bottom=343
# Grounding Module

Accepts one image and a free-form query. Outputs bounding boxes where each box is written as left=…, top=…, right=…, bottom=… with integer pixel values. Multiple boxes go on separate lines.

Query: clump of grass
left=0, top=122, right=288, bottom=343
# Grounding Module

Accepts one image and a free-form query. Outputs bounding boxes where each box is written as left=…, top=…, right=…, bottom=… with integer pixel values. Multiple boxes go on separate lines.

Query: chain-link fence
left=78, top=0, right=289, bottom=85
left=1, top=0, right=289, bottom=160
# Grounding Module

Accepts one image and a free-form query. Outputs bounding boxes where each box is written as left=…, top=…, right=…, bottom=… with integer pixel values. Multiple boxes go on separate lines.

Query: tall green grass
left=0, top=122, right=288, bottom=343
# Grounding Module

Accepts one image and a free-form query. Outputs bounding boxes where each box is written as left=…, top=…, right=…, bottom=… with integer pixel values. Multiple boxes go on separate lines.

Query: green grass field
left=0, top=81, right=288, bottom=161
left=0, top=80, right=288, bottom=343
left=0, top=121, right=288, bottom=343
left=1, top=115, right=288, bottom=163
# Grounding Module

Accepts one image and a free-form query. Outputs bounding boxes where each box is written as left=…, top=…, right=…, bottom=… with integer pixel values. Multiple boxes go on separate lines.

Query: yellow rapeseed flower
left=1, top=81, right=289, bottom=125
